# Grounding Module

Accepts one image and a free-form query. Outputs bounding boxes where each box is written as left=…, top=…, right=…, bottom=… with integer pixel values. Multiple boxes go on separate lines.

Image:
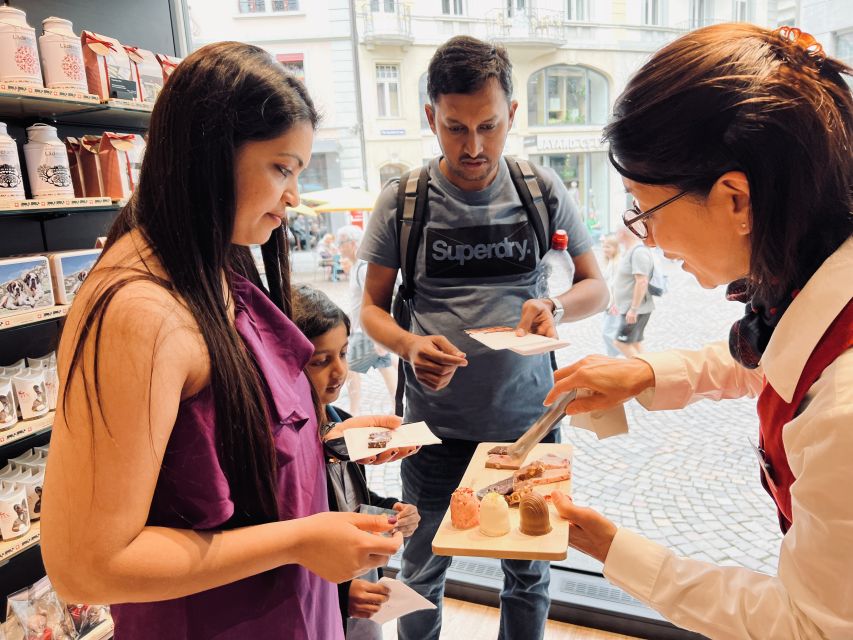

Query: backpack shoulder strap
left=395, top=165, right=430, bottom=299
left=505, top=156, right=549, bottom=259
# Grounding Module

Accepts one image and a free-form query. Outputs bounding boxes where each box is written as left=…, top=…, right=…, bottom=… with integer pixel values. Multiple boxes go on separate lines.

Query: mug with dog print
left=11, top=369, right=49, bottom=419
left=0, top=485, right=29, bottom=540
left=0, top=378, right=17, bottom=429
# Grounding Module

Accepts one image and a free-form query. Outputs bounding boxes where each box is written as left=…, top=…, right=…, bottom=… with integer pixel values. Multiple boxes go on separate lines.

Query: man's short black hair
left=427, top=36, right=513, bottom=103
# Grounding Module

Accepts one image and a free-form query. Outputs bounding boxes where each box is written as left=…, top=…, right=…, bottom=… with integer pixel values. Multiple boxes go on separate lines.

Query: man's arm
left=360, top=263, right=467, bottom=391
left=518, top=250, right=608, bottom=337
left=626, top=274, right=649, bottom=324
left=553, top=250, right=609, bottom=322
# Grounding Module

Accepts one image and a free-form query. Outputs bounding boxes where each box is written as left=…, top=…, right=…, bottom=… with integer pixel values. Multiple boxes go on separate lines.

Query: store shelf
left=0, top=306, right=69, bottom=331
left=0, top=521, right=39, bottom=567
left=0, top=197, right=121, bottom=221
left=0, top=412, right=54, bottom=448
left=0, top=84, right=152, bottom=129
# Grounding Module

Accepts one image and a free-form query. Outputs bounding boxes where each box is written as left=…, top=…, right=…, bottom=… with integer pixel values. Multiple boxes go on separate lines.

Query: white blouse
left=602, top=236, right=853, bottom=639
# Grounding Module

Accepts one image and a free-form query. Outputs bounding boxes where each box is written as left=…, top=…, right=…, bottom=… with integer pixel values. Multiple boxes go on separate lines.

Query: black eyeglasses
left=622, top=190, right=689, bottom=239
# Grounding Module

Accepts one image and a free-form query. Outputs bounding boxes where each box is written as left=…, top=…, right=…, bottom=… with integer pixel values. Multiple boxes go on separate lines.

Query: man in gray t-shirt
left=612, top=226, right=655, bottom=357
left=358, top=36, right=608, bottom=640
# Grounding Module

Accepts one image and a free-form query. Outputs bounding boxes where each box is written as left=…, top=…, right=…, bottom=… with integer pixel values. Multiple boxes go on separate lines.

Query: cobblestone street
left=292, top=250, right=781, bottom=575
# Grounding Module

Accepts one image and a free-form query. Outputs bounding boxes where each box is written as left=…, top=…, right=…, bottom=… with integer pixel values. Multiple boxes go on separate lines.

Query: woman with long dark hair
left=41, top=42, right=407, bottom=639
left=546, top=24, right=853, bottom=638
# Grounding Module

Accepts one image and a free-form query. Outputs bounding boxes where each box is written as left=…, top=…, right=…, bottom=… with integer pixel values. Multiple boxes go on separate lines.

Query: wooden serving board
left=432, top=442, right=572, bottom=561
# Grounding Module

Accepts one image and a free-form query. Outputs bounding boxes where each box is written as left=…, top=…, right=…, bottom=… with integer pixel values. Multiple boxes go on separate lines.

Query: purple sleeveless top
left=111, top=274, right=343, bottom=640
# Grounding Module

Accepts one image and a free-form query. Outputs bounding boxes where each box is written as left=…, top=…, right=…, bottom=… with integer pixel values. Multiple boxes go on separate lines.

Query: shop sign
left=536, top=135, right=606, bottom=152
left=380, top=128, right=406, bottom=136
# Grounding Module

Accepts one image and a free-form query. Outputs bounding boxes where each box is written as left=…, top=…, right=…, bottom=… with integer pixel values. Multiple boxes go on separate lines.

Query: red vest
left=756, top=299, right=853, bottom=534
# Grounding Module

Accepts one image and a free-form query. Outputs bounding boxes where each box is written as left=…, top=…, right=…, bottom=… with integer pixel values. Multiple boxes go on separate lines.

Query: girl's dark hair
left=604, top=23, right=853, bottom=301
left=427, top=36, right=512, bottom=103
left=291, top=285, right=349, bottom=424
left=63, top=42, right=319, bottom=528
left=291, top=285, right=350, bottom=340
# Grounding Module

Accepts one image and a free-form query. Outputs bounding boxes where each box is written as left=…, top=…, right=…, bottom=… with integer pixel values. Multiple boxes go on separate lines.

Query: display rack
left=0, top=197, right=121, bottom=221
left=0, top=307, right=69, bottom=332
left=0, top=522, right=40, bottom=568
left=0, top=84, right=153, bottom=129
left=0, top=412, right=53, bottom=447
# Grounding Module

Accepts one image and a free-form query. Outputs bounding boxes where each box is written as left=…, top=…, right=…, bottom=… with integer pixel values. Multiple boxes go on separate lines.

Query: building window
left=370, top=0, right=396, bottom=12
left=442, top=0, right=465, bottom=16
left=838, top=32, right=853, bottom=88
left=238, top=0, right=299, bottom=12
left=690, top=0, right=711, bottom=28
left=642, top=0, right=661, bottom=25
left=531, top=151, right=608, bottom=233
left=732, top=0, right=751, bottom=22
left=276, top=53, right=304, bottom=82
left=376, top=64, right=401, bottom=118
left=379, top=162, right=407, bottom=186
left=418, top=73, right=430, bottom=129
left=566, top=0, right=589, bottom=21
left=527, top=65, right=608, bottom=126
left=506, top=0, right=526, bottom=18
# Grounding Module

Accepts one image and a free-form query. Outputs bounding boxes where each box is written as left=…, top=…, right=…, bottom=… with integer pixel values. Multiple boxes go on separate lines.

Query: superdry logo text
left=425, top=221, right=536, bottom=278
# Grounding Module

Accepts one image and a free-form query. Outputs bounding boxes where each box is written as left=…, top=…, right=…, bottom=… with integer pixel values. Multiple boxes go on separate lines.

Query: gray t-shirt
left=613, top=244, right=655, bottom=315
left=358, top=157, right=591, bottom=441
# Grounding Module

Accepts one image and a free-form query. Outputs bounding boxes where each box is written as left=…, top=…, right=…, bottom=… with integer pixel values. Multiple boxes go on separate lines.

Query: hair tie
left=773, top=26, right=826, bottom=65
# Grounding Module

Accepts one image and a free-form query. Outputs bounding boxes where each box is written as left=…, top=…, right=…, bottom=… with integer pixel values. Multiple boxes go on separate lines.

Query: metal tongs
left=487, top=389, right=577, bottom=467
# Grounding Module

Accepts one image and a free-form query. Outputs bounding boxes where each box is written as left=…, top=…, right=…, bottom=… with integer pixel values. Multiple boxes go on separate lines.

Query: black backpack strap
left=395, top=166, right=430, bottom=300
left=393, top=165, right=430, bottom=416
left=505, top=156, right=550, bottom=259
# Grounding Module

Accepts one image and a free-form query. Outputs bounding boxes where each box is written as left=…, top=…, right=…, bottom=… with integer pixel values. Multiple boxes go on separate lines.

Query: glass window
left=527, top=65, right=608, bottom=126
left=418, top=73, right=430, bottom=129
left=376, top=64, right=401, bottom=118
left=370, top=0, right=397, bottom=12
left=237, top=0, right=265, bottom=13
left=566, top=0, right=589, bottom=22
left=442, top=0, right=465, bottom=16
left=732, top=0, right=750, bottom=22
left=506, top=0, right=526, bottom=18
left=642, top=0, right=661, bottom=26
left=531, top=151, right=608, bottom=234
left=690, top=0, right=711, bottom=28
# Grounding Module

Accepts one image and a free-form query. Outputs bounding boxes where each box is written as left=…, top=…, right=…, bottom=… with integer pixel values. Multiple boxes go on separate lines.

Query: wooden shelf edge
left=0, top=306, right=69, bottom=332
left=0, top=197, right=118, bottom=213
left=0, top=412, right=54, bottom=447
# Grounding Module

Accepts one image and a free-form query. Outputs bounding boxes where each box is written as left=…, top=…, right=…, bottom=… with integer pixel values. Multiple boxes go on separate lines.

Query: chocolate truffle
left=519, top=492, right=552, bottom=536
left=450, top=487, right=479, bottom=529
left=479, top=491, right=511, bottom=537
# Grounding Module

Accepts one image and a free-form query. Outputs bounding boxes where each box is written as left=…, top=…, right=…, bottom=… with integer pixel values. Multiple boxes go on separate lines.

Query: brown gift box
left=98, top=132, right=144, bottom=200
left=64, top=135, right=102, bottom=198
left=81, top=31, right=138, bottom=101
left=155, top=53, right=182, bottom=85
left=124, top=46, right=163, bottom=104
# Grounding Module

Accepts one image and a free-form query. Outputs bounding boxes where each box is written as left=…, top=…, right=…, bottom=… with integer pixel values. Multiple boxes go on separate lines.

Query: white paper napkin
left=465, top=326, right=570, bottom=355
left=370, top=578, right=437, bottom=625
left=568, top=389, right=629, bottom=439
left=343, top=421, right=442, bottom=462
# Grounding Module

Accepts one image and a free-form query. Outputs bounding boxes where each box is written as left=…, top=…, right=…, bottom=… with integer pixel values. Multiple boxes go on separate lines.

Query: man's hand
left=515, top=299, right=557, bottom=338
left=625, top=308, right=638, bottom=324
left=348, top=578, right=391, bottom=619
left=404, top=335, right=467, bottom=391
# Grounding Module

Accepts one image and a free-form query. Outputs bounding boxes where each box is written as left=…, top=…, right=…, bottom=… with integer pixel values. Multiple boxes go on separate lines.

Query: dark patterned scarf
left=727, top=279, right=799, bottom=369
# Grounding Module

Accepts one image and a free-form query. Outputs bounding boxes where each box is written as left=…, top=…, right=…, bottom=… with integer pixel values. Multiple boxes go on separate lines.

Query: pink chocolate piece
left=450, top=487, right=480, bottom=529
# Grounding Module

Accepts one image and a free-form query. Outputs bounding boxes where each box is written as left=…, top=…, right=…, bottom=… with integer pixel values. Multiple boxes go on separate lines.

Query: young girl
left=293, top=285, right=420, bottom=640
left=41, top=42, right=413, bottom=639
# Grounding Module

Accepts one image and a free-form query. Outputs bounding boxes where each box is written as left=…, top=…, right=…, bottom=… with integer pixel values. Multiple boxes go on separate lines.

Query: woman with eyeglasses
left=546, top=23, right=853, bottom=639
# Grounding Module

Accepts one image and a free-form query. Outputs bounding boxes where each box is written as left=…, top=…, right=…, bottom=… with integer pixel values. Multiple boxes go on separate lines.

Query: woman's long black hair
left=63, top=42, right=319, bottom=527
